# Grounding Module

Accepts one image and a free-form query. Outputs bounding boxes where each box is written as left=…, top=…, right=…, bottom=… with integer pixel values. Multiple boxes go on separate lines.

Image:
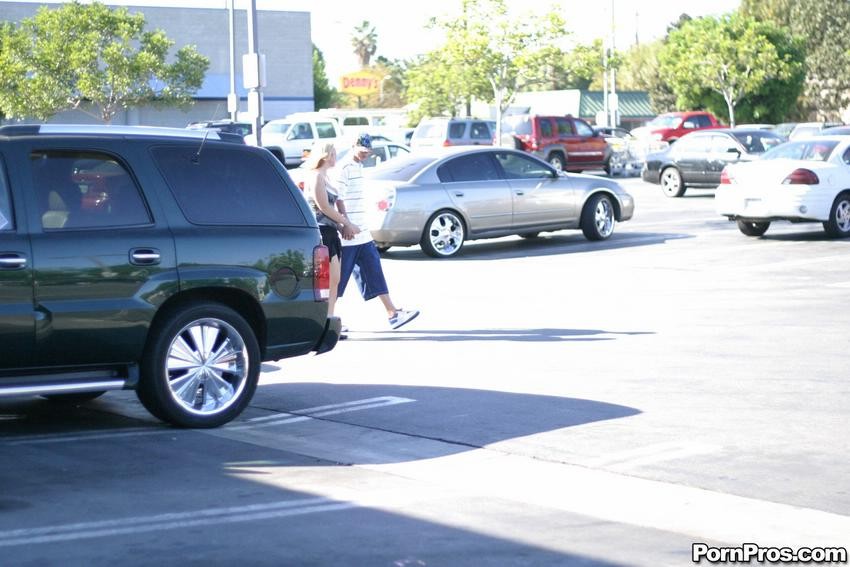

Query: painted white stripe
left=0, top=498, right=355, bottom=547
left=3, top=397, right=416, bottom=444
left=235, top=397, right=415, bottom=430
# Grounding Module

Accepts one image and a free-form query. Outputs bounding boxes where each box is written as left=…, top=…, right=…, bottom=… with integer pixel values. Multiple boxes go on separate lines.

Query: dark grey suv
left=0, top=125, right=340, bottom=427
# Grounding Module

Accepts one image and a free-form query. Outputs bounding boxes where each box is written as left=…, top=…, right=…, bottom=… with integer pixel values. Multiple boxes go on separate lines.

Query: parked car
left=818, top=125, right=850, bottom=136
left=734, top=123, right=775, bottom=130
left=788, top=122, right=844, bottom=140
left=409, top=118, right=496, bottom=150
left=289, top=140, right=411, bottom=189
left=716, top=136, right=850, bottom=238
left=246, top=112, right=343, bottom=167
left=500, top=114, right=611, bottom=173
left=642, top=128, right=785, bottom=197
left=361, top=146, right=634, bottom=257
left=631, top=111, right=723, bottom=144
left=0, top=124, right=340, bottom=427
left=187, top=119, right=253, bottom=138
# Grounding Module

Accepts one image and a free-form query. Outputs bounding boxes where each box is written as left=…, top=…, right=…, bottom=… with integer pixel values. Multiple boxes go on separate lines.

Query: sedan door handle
left=0, top=253, right=27, bottom=269
left=130, top=248, right=161, bottom=266
left=453, top=191, right=465, bottom=197
left=514, top=190, right=525, bottom=196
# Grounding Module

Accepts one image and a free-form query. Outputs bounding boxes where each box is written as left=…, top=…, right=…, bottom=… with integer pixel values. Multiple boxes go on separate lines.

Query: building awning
left=578, top=91, right=654, bottom=120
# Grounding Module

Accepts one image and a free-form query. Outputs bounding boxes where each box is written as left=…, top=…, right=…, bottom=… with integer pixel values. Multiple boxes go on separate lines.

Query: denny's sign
left=340, top=70, right=381, bottom=97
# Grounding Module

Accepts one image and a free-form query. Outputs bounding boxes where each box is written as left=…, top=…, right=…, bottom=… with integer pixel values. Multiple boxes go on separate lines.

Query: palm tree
left=351, top=20, right=377, bottom=68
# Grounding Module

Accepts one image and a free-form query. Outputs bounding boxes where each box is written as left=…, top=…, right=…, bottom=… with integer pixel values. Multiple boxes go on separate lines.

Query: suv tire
left=137, top=301, right=260, bottom=428
left=547, top=151, right=567, bottom=172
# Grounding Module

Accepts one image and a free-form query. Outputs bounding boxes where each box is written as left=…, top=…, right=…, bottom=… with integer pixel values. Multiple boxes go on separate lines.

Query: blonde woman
left=302, top=141, right=359, bottom=321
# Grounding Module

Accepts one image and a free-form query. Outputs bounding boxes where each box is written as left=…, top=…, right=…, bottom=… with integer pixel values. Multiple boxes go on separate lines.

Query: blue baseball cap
left=355, top=133, right=372, bottom=149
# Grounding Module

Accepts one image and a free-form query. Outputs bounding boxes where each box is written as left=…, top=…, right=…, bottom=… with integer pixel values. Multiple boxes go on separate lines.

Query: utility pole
left=609, top=0, right=618, bottom=128
left=245, top=0, right=265, bottom=145
left=227, top=0, right=237, bottom=122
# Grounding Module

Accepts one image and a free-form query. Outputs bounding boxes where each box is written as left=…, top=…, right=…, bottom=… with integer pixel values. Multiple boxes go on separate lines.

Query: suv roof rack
left=0, top=124, right=228, bottom=141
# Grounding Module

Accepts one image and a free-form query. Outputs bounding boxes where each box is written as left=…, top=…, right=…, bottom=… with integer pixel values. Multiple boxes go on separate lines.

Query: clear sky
left=2, top=0, right=742, bottom=85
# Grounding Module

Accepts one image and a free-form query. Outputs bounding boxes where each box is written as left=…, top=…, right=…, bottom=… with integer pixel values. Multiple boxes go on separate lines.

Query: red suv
left=500, top=114, right=612, bottom=173
left=634, top=111, right=723, bottom=143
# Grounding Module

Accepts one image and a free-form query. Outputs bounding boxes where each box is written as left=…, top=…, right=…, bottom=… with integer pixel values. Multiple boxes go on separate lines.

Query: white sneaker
left=388, top=309, right=419, bottom=330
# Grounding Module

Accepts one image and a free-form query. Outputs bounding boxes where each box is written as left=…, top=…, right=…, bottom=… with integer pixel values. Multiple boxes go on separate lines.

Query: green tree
left=616, top=41, right=677, bottom=113
left=408, top=0, right=568, bottom=139
left=741, top=0, right=850, bottom=120
left=351, top=20, right=377, bottom=68
left=0, top=1, right=208, bottom=123
left=312, top=44, right=339, bottom=110
left=660, top=13, right=804, bottom=126
left=550, top=40, right=604, bottom=90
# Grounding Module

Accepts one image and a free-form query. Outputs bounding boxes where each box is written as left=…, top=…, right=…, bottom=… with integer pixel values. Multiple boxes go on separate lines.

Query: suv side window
left=556, top=118, right=573, bottom=136
left=695, top=114, right=712, bottom=128
left=438, top=153, right=501, bottom=182
left=152, top=146, right=305, bottom=226
left=470, top=121, right=491, bottom=140
left=539, top=119, right=553, bottom=138
left=315, top=122, right=338, bottom=139
left=0, top=159, right=12, bottom=230
left=448, top=122, right=467, bottom=139
left=31, top=151, right=151, bottom=230
left=574, top=119, right=594, bottom=137
left=289, top=123, right=313, bottom=140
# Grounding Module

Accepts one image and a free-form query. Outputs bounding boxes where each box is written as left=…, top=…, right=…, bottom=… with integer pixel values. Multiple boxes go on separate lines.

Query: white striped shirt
left=332, top=154, right=373, bottom=247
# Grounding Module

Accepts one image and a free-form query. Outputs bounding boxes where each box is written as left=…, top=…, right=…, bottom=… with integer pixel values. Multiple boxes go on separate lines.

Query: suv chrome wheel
left=165, top=318, right=249, bottom=415
left=138, top=302, right=260, bottom=428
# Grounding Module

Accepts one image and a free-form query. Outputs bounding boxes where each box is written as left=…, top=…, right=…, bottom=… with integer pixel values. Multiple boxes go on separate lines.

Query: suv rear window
left=448, top=122, right=467, bottom=139
left=316, top=122, right=337, bottom=139
left=152, top=146, right=305, bottom=226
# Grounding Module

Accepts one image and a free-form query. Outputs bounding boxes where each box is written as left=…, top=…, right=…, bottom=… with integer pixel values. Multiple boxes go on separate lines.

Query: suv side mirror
left=683, top=120, right=697, bottom=129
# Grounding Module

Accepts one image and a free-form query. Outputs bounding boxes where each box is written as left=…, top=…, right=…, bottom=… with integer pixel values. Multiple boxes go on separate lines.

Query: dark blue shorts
left=338, top=241, right=388, bottom=300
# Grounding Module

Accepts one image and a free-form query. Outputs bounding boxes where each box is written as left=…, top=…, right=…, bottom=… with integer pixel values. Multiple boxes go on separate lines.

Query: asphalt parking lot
left=2, top=175, right=849, bottom=566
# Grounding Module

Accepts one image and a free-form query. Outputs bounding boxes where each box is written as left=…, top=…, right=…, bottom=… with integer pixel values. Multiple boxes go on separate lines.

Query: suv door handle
left=129, top=248, right=161, bottom=266
left=453, top=191, right=465, bottom=197
left=0, top=253, right=27, bottom=269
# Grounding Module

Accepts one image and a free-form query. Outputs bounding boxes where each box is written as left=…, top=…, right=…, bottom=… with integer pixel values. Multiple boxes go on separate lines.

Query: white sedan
left=716, top=136, right=850, bottom=237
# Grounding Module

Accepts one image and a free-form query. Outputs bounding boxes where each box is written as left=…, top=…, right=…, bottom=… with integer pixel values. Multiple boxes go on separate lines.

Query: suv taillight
left=442, top=139, right=452, bottom=147
left=313, top=245, right=330, bottom=301
left=720, top=166, right=734, bottom=184
left=782, top=168, right=819, bottom=185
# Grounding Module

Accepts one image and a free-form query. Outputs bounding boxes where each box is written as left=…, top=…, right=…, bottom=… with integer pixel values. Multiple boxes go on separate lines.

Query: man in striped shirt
left=333, top=134, right=419, bottom=330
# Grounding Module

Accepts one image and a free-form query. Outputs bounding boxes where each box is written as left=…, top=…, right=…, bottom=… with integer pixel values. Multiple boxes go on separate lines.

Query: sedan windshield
left=368, top=155, right=437, bottom=181
left=762, top=140, right=839, bottom=162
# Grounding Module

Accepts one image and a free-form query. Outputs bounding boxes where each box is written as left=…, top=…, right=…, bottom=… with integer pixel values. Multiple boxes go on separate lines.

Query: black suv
left=0, top=125, right=340, bottom=427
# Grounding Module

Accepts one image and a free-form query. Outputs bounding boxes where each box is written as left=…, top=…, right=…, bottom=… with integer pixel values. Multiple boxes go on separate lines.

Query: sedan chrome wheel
left=581, top=194, right=616, bottom=241
left=165, top=318, right=249, bottom=415
left=660, top=167, right=685, bottom=198
left=421, top=210, right=465, bottom=258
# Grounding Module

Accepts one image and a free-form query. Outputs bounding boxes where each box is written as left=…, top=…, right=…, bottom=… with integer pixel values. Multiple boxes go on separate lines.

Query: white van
left=247, top=112, right=342, bottom=167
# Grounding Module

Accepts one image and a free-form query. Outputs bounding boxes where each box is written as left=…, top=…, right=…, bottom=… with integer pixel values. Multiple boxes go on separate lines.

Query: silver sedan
left=362, top=146, right=635, bottom=257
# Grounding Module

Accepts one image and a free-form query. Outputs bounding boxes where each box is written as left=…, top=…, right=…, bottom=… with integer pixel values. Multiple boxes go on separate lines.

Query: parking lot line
left=0, top=498, right=356, bottom=547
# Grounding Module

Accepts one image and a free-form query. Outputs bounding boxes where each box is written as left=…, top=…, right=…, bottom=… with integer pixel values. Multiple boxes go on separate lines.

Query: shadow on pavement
left=379, top=231, right=694, bottom=261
